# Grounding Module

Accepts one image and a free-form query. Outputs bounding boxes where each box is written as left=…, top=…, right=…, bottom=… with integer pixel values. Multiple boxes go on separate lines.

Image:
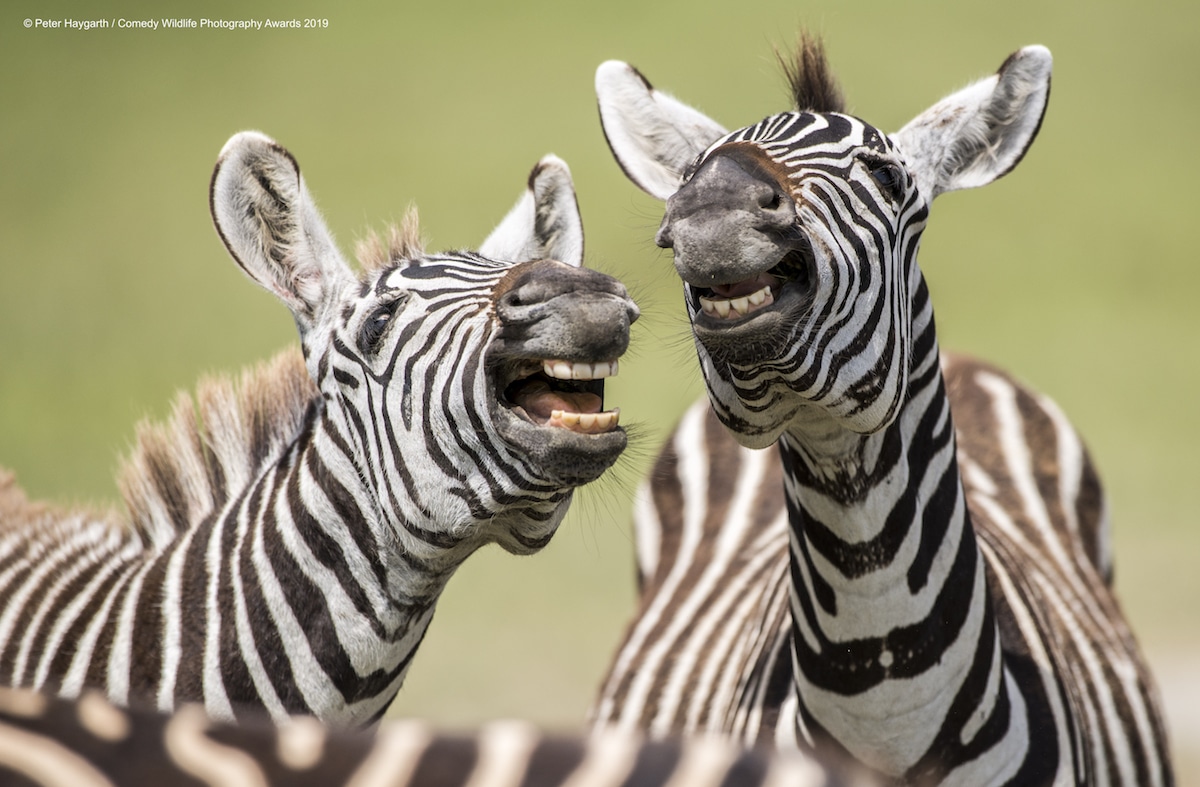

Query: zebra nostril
left=758, top=188, right=782, bottom=211
left=656, top=220, right=674, bottom=249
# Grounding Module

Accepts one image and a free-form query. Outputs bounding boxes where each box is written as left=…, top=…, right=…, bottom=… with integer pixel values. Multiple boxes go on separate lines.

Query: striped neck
left=166, top=405, right=504, bottom=727
left=300, top=409, right=467, bottom=616
left=777, top=292, right=1012, bottom=779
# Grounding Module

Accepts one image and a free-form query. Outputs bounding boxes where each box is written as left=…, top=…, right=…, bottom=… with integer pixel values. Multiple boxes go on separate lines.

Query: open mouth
left=691, top=246, right=813, bottom=322
left=498, top=359, right=621, bottom=435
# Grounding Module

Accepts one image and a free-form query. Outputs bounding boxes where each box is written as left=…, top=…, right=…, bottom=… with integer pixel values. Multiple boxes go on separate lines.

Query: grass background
left=2, top=0, right=1196, bottom=778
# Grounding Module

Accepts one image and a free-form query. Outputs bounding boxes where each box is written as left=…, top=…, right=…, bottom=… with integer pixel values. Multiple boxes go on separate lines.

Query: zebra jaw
left=539, top=361, right=621, bottom=434
left=692, top=248, right=811, bottom=324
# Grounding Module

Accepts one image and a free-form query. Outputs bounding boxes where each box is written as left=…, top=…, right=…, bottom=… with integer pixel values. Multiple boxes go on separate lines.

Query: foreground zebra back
left=0, top=132, right=637, bottom=728
left=0, top=688, right=875, bottom=787
left=594, top=36, right=1171, bottom=784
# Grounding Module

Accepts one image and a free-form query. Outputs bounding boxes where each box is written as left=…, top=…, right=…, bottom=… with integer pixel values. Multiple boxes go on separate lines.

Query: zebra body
left=0, top=686, right=883, bottom=787
left=0, top=687, right=874, bottom=787
left=0, top=132, right=637, bottom=727
left=593, top=39, right=1171, bottom=784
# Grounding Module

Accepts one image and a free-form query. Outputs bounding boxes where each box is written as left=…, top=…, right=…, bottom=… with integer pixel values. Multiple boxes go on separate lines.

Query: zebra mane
left=0, top=469, right=120, bottom=537
left=777, top=33, right=845, bottom=114
left=10, top=216, right=429, bottom=549
left=116, top=347, right=318, bottom=548
left=355, top=206, right=424, bottom=274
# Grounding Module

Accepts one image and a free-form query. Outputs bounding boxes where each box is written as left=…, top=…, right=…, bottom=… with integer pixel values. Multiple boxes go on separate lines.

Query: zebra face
left=595, top=45, right=1051, bottom=447
left=211, top=133, right=636, bottom=552
left=338, top=253, right=635, bottom=502
left=656, top=121, right=922, bottom=442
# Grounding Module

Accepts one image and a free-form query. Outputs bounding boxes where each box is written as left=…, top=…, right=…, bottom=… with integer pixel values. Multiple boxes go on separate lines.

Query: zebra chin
left=689, top=280, right=810, bottom=368
left=493, top=411, right=627, bottom=487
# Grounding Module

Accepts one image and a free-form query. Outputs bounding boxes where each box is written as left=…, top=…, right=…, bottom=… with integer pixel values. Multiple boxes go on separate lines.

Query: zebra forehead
left=696, top=116, right=894, bottom=184
left=691, top=141, right=795, bottom=188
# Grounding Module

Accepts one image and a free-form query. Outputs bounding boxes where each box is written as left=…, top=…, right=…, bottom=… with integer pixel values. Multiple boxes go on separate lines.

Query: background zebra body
left=592, top=39, right=1170, bottom=784
left=594, top=357, right=1146, bottom=760
left=0, top=132, right=637, bottom=727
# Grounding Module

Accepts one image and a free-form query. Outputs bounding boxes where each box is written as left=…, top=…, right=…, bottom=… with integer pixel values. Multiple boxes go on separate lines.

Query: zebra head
left=596, top=41, right=1051, bottom=447
left=210, top=132, right=637, bottom=555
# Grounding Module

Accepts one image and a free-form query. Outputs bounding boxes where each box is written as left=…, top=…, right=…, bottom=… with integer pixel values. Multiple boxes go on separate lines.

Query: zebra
left=589, top=36, right=1173, bottom=785
left=0, top=686, right=877, bottom=787
left=0, top=131, right=638, bottom=729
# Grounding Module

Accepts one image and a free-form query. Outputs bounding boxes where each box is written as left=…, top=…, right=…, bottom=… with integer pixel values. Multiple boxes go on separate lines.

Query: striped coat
left=591, top=35, right=1171, bottom=784
left=0, top=132, right=636, bottom=727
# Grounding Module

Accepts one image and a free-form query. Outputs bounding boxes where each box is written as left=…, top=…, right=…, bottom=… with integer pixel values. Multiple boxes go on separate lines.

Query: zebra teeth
left=542, top=360, right=619, bottom=381
left=698, top=286, right=775, bottom=320
left=549, top=408, right=621, bottom=434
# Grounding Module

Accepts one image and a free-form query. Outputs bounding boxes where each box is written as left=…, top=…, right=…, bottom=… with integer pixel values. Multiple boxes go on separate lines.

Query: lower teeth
left=550, top=409, right=620, bottom=431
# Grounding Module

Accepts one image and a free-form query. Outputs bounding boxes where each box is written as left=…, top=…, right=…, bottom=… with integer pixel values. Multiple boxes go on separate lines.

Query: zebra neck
left=202, top=419, right=463, bottom=725
left=296, top=419, right=469, bottom=618
left=777, top=342, right=1011, bottom=778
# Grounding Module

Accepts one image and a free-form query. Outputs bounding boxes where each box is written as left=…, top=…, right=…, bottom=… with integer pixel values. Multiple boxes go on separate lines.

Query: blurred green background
left=2, top=0, right=1196, bottom=778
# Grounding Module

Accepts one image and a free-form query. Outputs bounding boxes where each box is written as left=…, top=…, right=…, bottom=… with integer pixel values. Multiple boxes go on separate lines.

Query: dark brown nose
left=492, top=259, right=639, bottom=361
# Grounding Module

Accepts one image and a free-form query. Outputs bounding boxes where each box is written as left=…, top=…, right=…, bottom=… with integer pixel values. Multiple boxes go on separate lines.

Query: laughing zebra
left=591, top=37, right=1172, bottom=785
left=0, top=131, right=637, bottom=728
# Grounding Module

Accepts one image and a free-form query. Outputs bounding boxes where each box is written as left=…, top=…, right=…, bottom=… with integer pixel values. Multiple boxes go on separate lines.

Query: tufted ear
left=479, top=154, right=585, bottom=267
left=209, top=131, right=353, bottom=334
left=892, top=46, right=1052, bottom=201
left=595, top=61, right=728, bottom=201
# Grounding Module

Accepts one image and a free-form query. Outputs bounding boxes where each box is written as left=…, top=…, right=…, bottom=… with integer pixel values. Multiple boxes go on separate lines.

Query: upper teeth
left=698, top=285, right=774, bottom=320
left=542, top=360, right=619, bottom=381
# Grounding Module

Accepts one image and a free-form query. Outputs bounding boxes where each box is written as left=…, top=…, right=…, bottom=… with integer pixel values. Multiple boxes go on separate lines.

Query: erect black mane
left=778, top=33, right=846, bottom=114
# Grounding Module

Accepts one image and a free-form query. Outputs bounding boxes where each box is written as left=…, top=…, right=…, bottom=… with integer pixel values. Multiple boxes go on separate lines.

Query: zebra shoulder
left=941, top=351, right=1112, bottom=585
left=633, top=397, right=787, bottom=596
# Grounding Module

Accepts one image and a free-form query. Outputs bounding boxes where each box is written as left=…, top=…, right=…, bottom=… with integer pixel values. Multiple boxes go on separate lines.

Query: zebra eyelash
left=358, top=294, right=410, bottom=355
left=862, top=156, right=906, bottom=203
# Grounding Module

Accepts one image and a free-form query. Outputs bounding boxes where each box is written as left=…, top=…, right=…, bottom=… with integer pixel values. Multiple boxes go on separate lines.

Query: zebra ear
left=595, top=61, right=728, bottom=200
left=479, top=154, right=584, bottom=267
left=210, top=131, right=352, bottom=333
left=893, top=46, right=1052, bottom=200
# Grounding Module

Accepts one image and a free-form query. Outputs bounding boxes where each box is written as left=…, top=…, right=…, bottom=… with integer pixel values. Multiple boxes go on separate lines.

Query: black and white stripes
left=0, top=132, right=636, bottom=728
left=593, top=38, right=1172, bottom=784
left=0, top=687, right=871, bottom=787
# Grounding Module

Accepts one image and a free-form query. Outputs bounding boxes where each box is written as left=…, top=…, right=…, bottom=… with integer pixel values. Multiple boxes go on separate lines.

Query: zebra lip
left=692, top=248, right=813, bottom=323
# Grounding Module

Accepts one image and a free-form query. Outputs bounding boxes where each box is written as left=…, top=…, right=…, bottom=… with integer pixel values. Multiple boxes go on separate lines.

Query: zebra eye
left=869, top=162, right=904, bottom=201
left=359, top=299, right=402, bottom=354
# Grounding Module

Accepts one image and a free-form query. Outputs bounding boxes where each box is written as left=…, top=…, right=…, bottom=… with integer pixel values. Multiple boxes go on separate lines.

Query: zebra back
left=592, top=397, right=793, bottom=743
left=593, top=357, right=1169, bottom=780
left=0, top=688, right=877, bottom=787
